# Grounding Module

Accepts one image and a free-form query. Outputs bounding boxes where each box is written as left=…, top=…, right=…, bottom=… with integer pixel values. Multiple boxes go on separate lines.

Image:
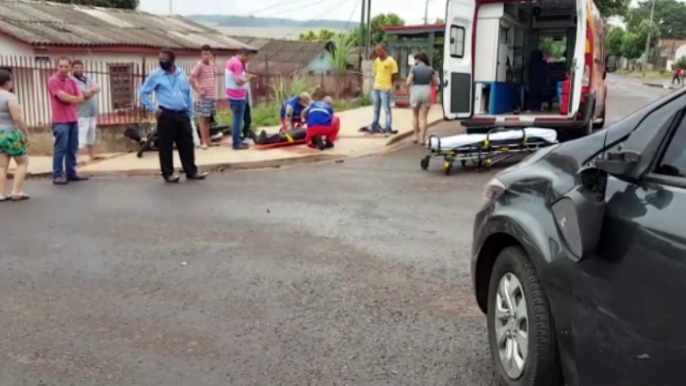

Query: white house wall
left=0, top=34, right=33, bottom=55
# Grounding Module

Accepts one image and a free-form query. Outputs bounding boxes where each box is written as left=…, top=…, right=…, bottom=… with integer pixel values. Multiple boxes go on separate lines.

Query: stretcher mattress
left=428, top=128, right=558, bottom=151
left=253, top=139, right=306, bottom=150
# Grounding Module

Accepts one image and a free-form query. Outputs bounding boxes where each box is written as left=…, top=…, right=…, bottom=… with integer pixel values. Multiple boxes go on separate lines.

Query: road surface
left=0, top=75, right=669, bottom=386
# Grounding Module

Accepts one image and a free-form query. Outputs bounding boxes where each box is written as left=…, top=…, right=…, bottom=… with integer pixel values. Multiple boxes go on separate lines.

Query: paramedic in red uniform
left=304, top=96, right=339, bottom=150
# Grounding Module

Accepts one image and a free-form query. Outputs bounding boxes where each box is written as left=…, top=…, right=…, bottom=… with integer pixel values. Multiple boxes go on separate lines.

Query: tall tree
left=596, top=0, right=631, bottom=16
left=621, top=31, right=644, bottom=59
left=50, top=0, right=138, bottom=9
left=626, top=0, right=686, bottom=39
left=607, top=27, right=626, bottom=57
left=368, top=13, right=404, bottom=46
left=299, top=29, right=336, bottom=42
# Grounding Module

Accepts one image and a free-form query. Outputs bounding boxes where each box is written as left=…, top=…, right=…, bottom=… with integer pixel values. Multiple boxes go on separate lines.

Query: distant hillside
left=187, top=15, right=356, bottom=31
left=215, top=27, right=338, bottom=40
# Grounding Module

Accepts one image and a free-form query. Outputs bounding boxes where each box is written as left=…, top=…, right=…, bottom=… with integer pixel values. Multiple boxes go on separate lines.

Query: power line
left=242, top=0, right=316, bottom=17
left=282, top=0, right=353, bottom=39
left=345, top=0, right=360, bottom=29
left=253, top=0, right=333, bottom=19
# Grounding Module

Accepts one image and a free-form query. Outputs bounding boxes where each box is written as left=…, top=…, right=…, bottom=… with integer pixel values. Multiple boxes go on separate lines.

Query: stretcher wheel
left=420, top=156, right=430, bottom=170
left=444, top=160, right=453, bottom=175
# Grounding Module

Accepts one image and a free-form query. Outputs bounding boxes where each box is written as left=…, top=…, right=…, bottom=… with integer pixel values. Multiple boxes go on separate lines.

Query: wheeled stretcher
left=420, top=127, right=559, bottom=175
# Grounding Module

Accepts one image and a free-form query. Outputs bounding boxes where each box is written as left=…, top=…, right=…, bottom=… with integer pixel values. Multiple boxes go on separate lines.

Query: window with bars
left=108, top=64, right=134, bottom=109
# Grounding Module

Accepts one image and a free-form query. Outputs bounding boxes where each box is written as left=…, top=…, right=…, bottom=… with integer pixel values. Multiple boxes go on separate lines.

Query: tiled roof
left=229, top=36, right=332, bottom=66
left=0, top=0, right=255, bottom=51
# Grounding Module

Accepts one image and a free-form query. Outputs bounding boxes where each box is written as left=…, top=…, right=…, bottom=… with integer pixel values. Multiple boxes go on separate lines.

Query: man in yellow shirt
left=370, top=44, right=398, bottom=134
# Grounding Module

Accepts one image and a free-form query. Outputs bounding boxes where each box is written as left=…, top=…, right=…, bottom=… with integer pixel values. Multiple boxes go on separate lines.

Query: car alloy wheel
left=495, top=273, right=529, bottom=379
left=486, top=246, right=562, bottom=385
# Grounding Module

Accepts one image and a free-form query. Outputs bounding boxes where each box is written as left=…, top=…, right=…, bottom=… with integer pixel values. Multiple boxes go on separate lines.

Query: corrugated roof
left=230, top=36, right=332, bottom=67
left=0, top=0, right=256, bottom=51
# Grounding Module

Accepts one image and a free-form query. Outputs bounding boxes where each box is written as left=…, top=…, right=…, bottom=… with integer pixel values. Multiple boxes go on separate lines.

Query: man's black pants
left=242, top=101, right=253, bottom=139
left=157, top=108, right=198, bottom=177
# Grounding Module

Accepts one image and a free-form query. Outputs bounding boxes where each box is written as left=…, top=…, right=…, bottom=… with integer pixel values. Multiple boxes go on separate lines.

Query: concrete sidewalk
left=15, top=105, right=444, bottom=177
left=644, top=80, right=682, bottom=90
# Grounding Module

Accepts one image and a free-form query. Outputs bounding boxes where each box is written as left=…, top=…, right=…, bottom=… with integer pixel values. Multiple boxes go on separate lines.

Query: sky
left=139, top=0, right=446, bottom=25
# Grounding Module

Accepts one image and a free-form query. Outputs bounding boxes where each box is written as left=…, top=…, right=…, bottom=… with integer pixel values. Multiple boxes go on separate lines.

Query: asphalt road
left=0, top=75, right=669, bottom=386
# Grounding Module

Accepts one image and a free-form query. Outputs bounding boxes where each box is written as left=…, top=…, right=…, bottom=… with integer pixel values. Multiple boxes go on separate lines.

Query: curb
left=385, top=118, right=445, bottom=147
left=644, top=82, right=677, bottom=90
left=60, top=153, right=340, bottom=178
left=17, top=119, right=448, bottom=179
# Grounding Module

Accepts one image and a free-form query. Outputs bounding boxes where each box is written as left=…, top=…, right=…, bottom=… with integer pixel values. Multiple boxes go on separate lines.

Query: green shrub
left=217, top=97, right=363, bottom=130
left=673, top=56, right=686, bottom=71
left=217, top=104, right=281, bottom=128
left=358, top=93, right=373, bottom=107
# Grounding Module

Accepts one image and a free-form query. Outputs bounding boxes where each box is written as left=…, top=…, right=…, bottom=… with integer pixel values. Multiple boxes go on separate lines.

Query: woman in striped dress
left=406, top=53, right=438, bottom=146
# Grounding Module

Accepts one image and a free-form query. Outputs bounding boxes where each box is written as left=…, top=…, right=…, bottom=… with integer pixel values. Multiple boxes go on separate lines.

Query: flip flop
left=0, top=196, right=7, bottom=202
left=10, top=194, right=30, bottom=201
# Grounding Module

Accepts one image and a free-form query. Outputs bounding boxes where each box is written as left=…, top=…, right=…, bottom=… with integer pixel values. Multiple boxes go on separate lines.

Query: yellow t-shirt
left=373, top=57, right=398, bottom=90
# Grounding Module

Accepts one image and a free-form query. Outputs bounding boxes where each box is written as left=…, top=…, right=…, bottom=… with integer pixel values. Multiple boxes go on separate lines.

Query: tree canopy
left=299, top=29, right=336, bottom=42
left=607, top=27, right=625, bottom=57
left=625, top=0, right=686, bottom=39
left=299, top=13, right=405, bottom=46
left=596, top=0, right=631, bottom=17
left=50, top=0, right=138, bottom=9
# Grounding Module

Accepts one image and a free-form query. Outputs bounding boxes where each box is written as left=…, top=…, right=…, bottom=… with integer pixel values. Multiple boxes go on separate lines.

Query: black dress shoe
left=313, top=136, right=326, bottom=150
left=164, top=174, right=181, bottom=183
left=324, top=141, right=334, bottom=149
left=67, top=175, right=89, bottom=182
left=187, top=172, right=208, bottom=180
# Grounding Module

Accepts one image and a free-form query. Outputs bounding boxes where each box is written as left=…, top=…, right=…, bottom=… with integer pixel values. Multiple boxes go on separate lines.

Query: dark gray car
left=472, top=86, right=686, bottom=386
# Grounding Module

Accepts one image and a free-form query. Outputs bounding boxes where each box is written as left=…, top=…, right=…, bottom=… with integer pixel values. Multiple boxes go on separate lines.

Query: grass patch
left=617, top=69, right=672, bottom=80
left=216, top=96, right=372, bottom=129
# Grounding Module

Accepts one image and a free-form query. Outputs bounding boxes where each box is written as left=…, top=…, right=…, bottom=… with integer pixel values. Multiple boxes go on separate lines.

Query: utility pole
left=169, top=0, right=172, bottom=14
left=424, top=0, right=430, bottom=24
left=360, top=0, right=367, bottom=60
left=641, top=0, right=657, bottom=77
left=366, top=0, right=372, bottom=58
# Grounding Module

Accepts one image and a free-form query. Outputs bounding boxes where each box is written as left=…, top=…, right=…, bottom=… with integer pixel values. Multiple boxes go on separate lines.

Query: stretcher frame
left=420, top=127, right=558, bottom=175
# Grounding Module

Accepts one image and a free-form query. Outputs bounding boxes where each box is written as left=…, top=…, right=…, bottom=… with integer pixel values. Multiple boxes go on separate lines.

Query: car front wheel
left=486, top=246, right=562, bottom=385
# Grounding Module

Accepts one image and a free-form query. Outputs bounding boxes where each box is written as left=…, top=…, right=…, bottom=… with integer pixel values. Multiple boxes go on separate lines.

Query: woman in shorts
left=0, top=69, right=30, bottom=201
left=406, top=53, right=438, bottom=146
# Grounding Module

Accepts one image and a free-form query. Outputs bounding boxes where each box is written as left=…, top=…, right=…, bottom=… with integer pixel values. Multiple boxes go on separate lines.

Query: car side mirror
left=595, top=149, right=641, bottom=176
left=605, top=54, right=618, bottom=73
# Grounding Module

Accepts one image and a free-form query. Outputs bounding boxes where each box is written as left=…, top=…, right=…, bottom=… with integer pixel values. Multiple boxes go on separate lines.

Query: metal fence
left=0, top=55, right=363, bottom=129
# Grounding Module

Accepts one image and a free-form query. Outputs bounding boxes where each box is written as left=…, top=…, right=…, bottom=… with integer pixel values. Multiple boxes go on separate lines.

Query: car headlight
left=483, top=178, right=506, bottom=204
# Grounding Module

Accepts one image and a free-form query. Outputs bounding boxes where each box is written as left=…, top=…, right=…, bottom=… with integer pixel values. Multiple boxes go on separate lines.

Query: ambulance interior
left=474, top=0, right=580, bottom=117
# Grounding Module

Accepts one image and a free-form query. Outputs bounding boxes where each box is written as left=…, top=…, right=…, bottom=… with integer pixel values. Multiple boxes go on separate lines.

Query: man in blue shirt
left=140, top=49, right=207, bottom=183
left=279, top=92, right=311, bottom=132
left=304, top=96, right=339, bottom=150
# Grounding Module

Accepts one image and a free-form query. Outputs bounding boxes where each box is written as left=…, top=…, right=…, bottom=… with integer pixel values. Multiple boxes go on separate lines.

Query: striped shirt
left=191, top=60, right=217, bottom=100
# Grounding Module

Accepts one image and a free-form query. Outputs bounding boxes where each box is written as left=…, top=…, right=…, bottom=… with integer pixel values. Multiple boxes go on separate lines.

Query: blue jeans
left=52, top=122, right=79, bottom=179
left=372, top=89, right=392, bottom=131
left=230, top=98, right=247, bottom=147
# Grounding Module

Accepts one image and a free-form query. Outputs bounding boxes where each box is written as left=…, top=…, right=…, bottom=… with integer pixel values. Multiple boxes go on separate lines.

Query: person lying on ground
left=254, top=126, right=307, bottom=146
left=303, top=96, right=340, bottom=150
left=280, top=92, right=311, bottom=132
